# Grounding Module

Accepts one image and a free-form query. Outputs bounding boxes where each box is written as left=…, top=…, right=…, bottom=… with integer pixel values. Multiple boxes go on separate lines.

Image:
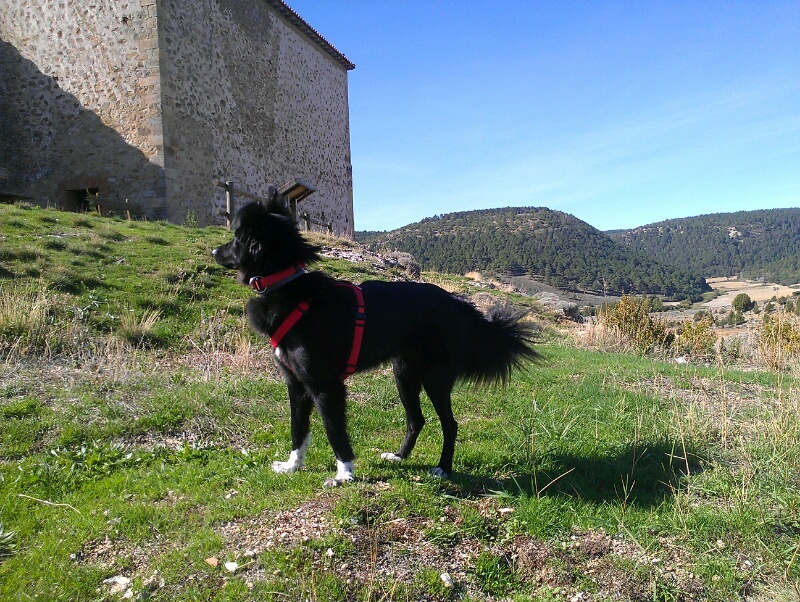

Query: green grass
left=1, top=204, right=799, bottom=601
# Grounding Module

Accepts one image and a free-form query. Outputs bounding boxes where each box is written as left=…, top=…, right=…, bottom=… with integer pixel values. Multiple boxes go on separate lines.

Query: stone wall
left=159, top=0, right=354, bottom=235
left=1, top=0, right=354, bottom=235
left=0, top=1, right=167, bottom=216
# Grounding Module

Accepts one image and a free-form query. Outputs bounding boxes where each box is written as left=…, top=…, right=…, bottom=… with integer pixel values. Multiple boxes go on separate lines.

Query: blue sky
left=289, top=1, right=800, bottom=233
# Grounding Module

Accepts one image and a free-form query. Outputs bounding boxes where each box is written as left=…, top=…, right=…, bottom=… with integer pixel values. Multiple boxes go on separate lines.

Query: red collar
left=249, top=262, right=305, bottom=294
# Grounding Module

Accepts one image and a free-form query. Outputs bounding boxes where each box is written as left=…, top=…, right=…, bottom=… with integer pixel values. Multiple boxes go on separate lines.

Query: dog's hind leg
left=422, top=374, right=458, bottom=479
left=381, top=357, right=425, bottom=464
left=272, top=375, right=314, bottom=474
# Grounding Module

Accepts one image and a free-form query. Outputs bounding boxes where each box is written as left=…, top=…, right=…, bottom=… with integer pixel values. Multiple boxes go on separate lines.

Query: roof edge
left=266, top=0, right=355, bottom=71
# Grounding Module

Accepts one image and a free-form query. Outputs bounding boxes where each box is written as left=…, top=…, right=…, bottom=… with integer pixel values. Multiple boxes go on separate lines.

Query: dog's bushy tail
left=464, top=305, right=540, bottom=385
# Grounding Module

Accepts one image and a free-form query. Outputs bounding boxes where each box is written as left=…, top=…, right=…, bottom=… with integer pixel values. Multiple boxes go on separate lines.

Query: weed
left=1, top=397, right=43, bottom=420
left=413, top=567, right=454, bottom=600
left=473, top=550, right=516, bottom=596
left=0, top=283, right=92, bottom=358
left=48, top=440, right=139, bottom=480
left=116, top=308, right=163, bottom=346
left=183, top=209, right=199, bottom=228
left=0, top=524, right=16, bottom=560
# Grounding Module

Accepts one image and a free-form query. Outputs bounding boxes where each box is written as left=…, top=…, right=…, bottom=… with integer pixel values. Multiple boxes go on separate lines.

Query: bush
left=721, top=310, right=745, bottom=326
left=596, top=294, right=674, bottom=354
left=648, top=296, right=665, bottom=312
left=678, top=313, right=717, bottom=357
left=758, top=312, right=800, bottom=371
left=732, top=293, right=755, bottom=313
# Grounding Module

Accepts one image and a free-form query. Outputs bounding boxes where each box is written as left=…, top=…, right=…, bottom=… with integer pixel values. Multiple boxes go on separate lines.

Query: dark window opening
left=65, top=188, right=99, bottom=212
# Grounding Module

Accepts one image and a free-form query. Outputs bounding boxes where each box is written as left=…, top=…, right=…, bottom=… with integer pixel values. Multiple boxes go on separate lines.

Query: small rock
left=440, top=572, right=454, bottom=588
left=102, top=575, right=131, bottom=595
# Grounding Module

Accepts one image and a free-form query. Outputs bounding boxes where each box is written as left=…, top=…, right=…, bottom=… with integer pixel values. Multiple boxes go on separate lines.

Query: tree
left=732, top=293, right=755, bottom=313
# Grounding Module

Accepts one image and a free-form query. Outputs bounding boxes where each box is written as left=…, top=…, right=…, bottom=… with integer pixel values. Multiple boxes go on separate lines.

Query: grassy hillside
left=1, top=204, right=799, bottom=601
left=358, top=207, right=711, bottom=301
left=609, top=208, right=800, bottom=285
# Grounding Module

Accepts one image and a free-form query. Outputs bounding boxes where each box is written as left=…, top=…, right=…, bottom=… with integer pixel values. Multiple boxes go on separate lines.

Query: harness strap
left=336, top=283, right=366, bottom=380
left=250, top=262, right=305, bottom=294
left=269, top=284, right=366, bottom=382
left=270, top=300, right=311, bottom=349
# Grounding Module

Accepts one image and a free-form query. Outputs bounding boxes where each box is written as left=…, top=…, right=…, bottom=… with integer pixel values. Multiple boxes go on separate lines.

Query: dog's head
left=212, top=187, right=321, bottom=285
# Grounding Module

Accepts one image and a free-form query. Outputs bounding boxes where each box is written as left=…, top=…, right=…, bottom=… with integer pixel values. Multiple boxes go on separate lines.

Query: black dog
left=212, top=191, right=538, bottom=485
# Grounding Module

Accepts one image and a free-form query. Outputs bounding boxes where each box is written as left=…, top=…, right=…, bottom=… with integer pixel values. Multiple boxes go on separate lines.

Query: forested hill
left=357, top=207, right=710, bottom=300
left=608, top=208, right=800, bottom=285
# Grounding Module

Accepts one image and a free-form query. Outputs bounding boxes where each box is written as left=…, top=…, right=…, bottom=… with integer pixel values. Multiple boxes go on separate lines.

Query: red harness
left=265, top=280, right=366, bottom=382
left=336, top=283, right=366, bottom=380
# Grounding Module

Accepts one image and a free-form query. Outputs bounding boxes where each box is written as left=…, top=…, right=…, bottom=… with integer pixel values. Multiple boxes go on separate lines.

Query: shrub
left=758, top=312, right=800, bottom=371
left=648, top=296, right=665, bottom=312
left=678, top=313, right=717, bottom=357
left=595, top=294, right=673, bottom=354
left=718, top=335, right=744, bottom=363
left=732, top=293, right=755, bottom=313
left=721, top=310, right=745, bottom=326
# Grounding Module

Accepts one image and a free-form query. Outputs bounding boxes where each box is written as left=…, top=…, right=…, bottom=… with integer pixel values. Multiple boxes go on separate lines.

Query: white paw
left=323, top=461, right=355, bottom=488
left=380, top=452, right=403, bottom=463
left=335, top=460, right=354, bottom=482
left=429, top=467, right=449, bottom=479
left=272, top=460, right=299, bottom=474
left=271, top=437, right=310, bottom=475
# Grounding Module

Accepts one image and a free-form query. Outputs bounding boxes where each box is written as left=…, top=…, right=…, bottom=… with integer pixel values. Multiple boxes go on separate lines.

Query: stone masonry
left=0, top=0, right=355, bottom=236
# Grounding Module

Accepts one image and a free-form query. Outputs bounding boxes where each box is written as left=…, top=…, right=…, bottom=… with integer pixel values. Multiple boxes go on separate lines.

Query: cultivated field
left=705, top=278, right=800, bottom=310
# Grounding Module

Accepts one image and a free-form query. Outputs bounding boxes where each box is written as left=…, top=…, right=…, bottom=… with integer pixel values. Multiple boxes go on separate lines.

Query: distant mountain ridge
left=357, top=207, right=710, bottom=300
left=608, top=208, right=800, bottom=285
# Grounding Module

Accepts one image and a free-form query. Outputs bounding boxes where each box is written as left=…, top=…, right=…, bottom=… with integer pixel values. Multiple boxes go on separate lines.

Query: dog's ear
left=264, top=185, right=291, bottom=217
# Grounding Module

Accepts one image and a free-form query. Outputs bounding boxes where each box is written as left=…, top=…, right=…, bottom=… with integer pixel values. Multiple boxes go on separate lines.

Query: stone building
left=0, top=0, right=355, bottom=236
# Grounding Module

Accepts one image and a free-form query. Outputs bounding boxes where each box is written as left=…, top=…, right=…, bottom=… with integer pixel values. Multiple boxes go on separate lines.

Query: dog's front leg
left=314, top=381, right=356, bottom=487
left=271, top=433, right=310, bottom=474
left=272, top=378, right=313, bottom=474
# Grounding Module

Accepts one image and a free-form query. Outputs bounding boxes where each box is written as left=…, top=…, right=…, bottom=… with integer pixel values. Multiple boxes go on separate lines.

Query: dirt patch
left=85, top=489, right=718, bottom=601
left=705, top=278, right=800, bottom=309
left=71, top=482, right=779, bottom=600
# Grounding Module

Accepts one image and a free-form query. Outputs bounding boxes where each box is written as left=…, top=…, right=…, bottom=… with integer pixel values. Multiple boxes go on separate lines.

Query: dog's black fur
left=212, top=191, right=539, bottom=484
